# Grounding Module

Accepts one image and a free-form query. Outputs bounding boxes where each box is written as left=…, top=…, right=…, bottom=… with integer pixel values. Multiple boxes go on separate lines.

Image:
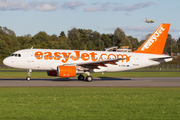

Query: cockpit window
left=11, top=53, right=21, bottom=57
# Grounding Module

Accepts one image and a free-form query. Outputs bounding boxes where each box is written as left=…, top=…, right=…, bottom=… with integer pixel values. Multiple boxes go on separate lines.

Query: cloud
left=84, top=2, right=115, bottom=12
left=0, top=0, right=58, bottom=11
left=91, top=2, right=100, bottom=5
left=0, top=1, right=156, bottom=12
left=61, top=1, right=86, bottom=10
left=113, top=2, right=155, bottom=11
left=0, top=0, right=86, bottom=11
left=84, top=7, right=101, bottom=12
left=34, top=3, right=57, bottom=11
left=84, top=2, right=153, bottom=12
left=0, top=0, right=29, bottom=10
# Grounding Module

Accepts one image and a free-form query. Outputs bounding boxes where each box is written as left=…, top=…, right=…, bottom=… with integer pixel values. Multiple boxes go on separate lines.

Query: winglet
left=133, top=23, right=170, bottom=54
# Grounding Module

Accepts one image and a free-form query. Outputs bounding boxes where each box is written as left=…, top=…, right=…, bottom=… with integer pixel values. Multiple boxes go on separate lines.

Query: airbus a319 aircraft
left=3, top=23, right=172, bottom=82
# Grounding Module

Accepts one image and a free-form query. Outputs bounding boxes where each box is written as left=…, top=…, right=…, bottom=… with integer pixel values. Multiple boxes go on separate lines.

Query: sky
left=0, top=0, right=180, bottom=40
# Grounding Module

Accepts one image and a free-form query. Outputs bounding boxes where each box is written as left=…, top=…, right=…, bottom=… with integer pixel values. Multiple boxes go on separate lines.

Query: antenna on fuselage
left=31, top=46, right=33, bottom=49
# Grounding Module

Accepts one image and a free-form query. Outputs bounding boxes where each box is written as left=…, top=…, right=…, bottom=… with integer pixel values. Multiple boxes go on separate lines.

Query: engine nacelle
left=47, top=70, right=57, bottom=76
left=57, top=65, right=76, bottom=77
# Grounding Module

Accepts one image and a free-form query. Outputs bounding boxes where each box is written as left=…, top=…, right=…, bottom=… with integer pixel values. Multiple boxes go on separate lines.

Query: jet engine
left=47, top=70, right=57, bottom=76
left=57, top=65, right=76, bottom=77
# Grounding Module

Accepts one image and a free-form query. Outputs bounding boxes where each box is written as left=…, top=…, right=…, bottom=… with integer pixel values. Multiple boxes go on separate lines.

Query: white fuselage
left=3, top=49, right=172, bottom=73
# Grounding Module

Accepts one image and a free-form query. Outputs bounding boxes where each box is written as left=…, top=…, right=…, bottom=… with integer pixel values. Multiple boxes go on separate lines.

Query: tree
left=139, top=40, right=146, bottom=47
left=17, top=36, right=31, bottom=49
left=58, top=38, right=70, bottom=49
left=91, top=31, right=104, bottom=50
left=68, top=28, right=81, bottom=49
left=60, top=31, right=66, bottom=37
left=113, top=28, right=131, bottom=48
left=32, top=31, right=51, bottom=49
left=78, top=29, right=90, bottom=42
left=24, top=34, right=32, bottom=38
left=127, top=36, right=139, bottom=51
left=1, top=27, right=16, bottom=36
left=0, top=39, right=11, bottom=62
left=101, top=34, right=111, bottom=48
left=176, top=37, right=180, bottom=53
left=51, top=34, right=58, bottom=42
left=164, top=34, right=178, bottom=54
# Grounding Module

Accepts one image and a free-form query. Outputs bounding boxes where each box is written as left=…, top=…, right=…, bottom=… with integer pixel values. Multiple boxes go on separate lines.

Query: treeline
left=0, top=26, right=180, bottom=63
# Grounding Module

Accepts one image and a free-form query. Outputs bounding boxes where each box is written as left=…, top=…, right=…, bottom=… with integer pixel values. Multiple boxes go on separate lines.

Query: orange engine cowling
left=47, top=70, right=57, bottom=76
left=57, top=65, right=76, bottom=77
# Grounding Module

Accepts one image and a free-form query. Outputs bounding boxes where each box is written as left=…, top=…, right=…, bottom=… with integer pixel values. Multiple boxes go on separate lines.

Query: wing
left=72, top=58, right=125, bottom=70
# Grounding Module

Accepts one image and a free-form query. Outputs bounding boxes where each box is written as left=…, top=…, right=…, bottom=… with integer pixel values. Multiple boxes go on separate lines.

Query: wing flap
left=70, top=58, right=124, bottom=70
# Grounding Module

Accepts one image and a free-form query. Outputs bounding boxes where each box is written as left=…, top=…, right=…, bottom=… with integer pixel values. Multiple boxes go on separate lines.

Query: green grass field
left=0, top=71, right=180, bottom=119
left=0, top=71, right=180, bottom=79
left=0, top=87, right=180, bottom=120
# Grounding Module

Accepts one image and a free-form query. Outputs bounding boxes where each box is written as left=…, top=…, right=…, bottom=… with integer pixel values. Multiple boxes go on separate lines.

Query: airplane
left=3, top=23, right=172, bottom=82
left=145, top=18, right=155, bottom=23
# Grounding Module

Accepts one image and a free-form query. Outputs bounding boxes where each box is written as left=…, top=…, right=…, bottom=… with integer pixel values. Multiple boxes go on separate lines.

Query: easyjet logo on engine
left=141, top=25, right=165, bottom=51
left=34, top=51, right=131, bottom=63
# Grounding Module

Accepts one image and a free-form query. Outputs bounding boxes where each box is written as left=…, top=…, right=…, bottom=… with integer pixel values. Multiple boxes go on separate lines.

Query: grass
left=0, top=87, right=180, bottom=120
left=91, top=72, right=180, bottom=77
left=0, top=71, right=180, bottom=79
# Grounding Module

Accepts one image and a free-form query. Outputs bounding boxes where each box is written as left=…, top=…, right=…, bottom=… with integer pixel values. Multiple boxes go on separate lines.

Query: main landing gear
left=77, top=72, right=93, bottom=82
left=26, top=69, right=32, bottom=81
left=78, top=74, right=84, bottom=81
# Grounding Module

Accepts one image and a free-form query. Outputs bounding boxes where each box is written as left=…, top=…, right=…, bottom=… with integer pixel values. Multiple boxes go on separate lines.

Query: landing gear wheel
left=78, top=74, right=84, bottom=81
left=86, top=76, right=93, bottom=82
left=26, top=76, right=31, bottom=81
left=26, top=69, right=32, bottom=81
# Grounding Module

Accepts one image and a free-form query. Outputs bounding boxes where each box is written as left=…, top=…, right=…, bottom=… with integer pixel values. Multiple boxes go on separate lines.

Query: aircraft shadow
left=0, top=77, right=131, bottom=81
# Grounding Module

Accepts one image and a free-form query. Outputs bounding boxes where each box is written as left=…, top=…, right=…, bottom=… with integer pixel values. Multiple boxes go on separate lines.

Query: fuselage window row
left=35, top=55, right=115, bottom=60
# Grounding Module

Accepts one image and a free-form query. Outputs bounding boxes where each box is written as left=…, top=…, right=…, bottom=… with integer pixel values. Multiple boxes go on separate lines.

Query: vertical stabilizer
left=134, top=23, right=170, bottom=54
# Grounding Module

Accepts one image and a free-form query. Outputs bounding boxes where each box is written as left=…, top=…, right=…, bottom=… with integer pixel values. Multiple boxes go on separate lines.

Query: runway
left=0, top=77, right=180, bottom=87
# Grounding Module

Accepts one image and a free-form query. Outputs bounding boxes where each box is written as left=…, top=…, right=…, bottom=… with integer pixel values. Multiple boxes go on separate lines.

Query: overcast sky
left=1, top=0, right=180, bottom=40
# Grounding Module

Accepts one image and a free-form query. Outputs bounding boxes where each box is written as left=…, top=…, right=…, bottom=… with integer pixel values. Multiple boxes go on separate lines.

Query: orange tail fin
left=134, top=23, right=170, bottom=54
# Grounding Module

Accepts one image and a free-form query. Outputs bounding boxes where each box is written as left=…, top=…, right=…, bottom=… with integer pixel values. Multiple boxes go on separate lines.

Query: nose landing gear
left=26, top=69, right=32, bottom=81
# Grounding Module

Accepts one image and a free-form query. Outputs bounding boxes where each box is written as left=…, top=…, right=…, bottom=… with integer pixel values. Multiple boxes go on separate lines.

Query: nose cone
left=3, top=57, right=11, bottom=67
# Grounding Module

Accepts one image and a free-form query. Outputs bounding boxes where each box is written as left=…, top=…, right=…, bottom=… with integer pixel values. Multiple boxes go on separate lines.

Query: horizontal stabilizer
left=150, top=56, right=173, bottom=61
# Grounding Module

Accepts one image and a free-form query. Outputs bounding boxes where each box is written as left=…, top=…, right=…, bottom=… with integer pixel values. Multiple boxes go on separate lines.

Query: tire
left=78, top=75, right=84, bottom=81
left=26, top=77, right=31, bottom=81
left=86, top=76, right=93, bottom=82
